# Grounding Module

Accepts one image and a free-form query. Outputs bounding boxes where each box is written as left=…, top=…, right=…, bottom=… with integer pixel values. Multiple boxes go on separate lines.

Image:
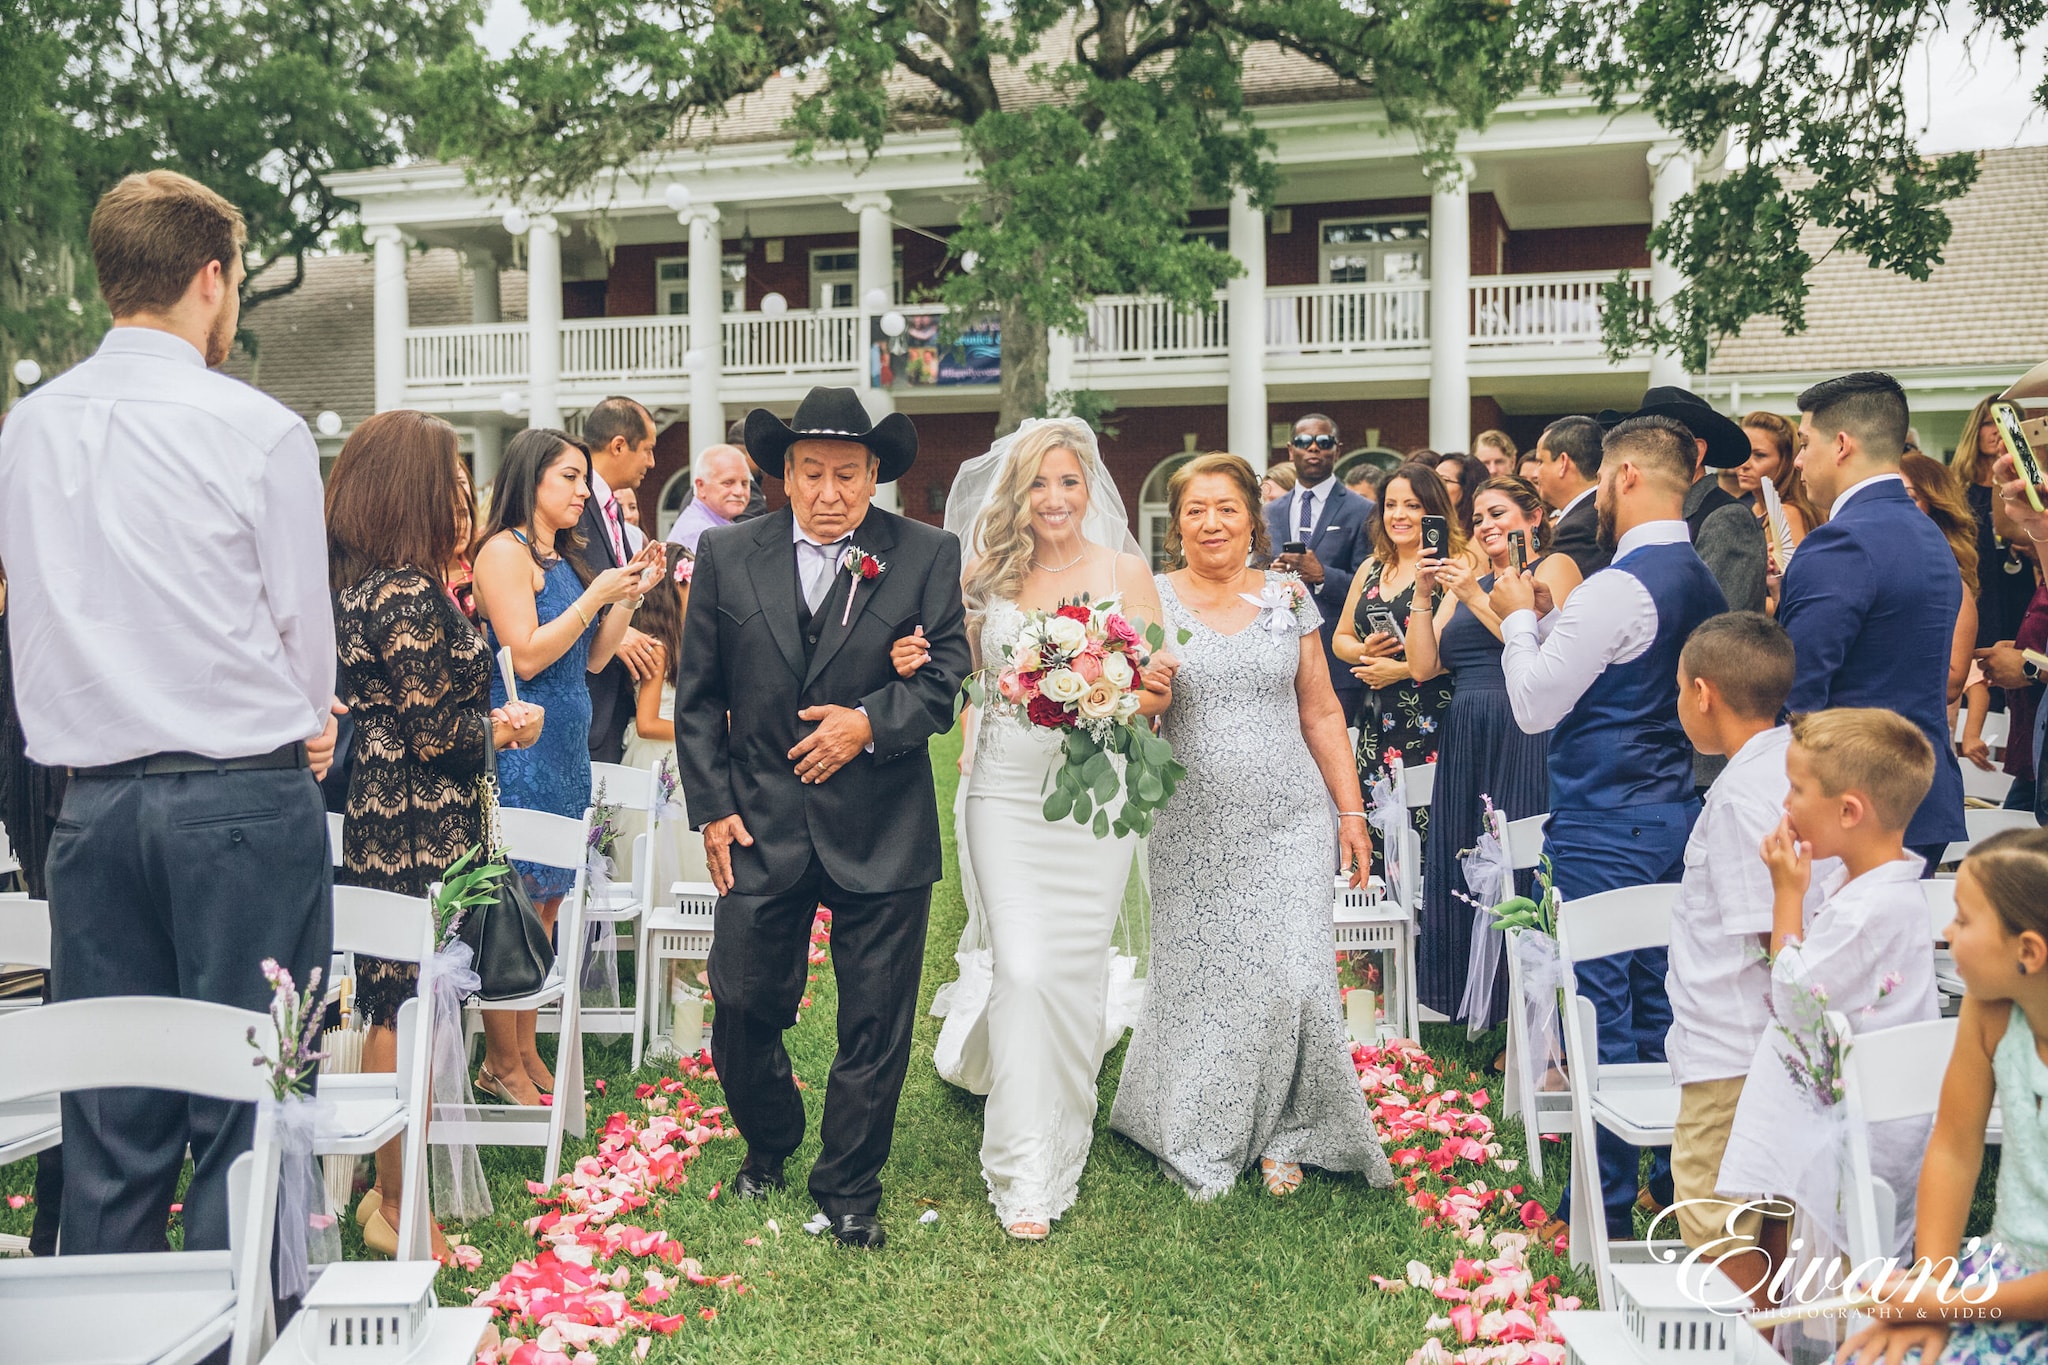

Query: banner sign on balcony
left=872, top=312, right=1000, bottom=387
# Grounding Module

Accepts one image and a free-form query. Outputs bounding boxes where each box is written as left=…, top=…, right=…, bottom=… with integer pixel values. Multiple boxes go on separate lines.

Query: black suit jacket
left=1550, top=492, right=1611, bottom=578
left=573, top=495, right=638, bottom=764
left=674, top=506, right=971, bottom=896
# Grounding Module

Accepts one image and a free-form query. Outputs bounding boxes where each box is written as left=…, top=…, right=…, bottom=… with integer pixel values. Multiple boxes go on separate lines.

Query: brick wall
left=1505, top=224, right=1650, bottom=275
left=600, top=226, right=958, bottom=320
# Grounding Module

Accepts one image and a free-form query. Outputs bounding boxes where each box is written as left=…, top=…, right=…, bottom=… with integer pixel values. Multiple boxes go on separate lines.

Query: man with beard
left=1488, top=415, right=1726, bottom=1246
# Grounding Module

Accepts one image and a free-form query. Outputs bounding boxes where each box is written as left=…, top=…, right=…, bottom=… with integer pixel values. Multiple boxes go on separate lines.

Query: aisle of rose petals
left=1352, top=1038, right=1583, bottom=1365
left=468, top=907, right=833, bottom=1365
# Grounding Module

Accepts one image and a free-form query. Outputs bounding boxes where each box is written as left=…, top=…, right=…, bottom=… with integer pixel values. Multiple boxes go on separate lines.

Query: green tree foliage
left=420, top=0, right=1539, bottom=431
left=1569, top=2, right=2046, bottom=370
left=1, top=0, right=481, bottom=404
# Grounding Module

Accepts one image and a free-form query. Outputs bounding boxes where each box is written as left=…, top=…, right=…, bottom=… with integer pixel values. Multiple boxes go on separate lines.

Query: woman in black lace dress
left=327, top=411, right=542, bottom=1260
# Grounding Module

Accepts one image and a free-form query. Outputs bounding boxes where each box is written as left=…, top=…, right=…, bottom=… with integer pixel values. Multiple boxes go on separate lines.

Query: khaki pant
left=1672, top=1076, right=1770, bottom=1254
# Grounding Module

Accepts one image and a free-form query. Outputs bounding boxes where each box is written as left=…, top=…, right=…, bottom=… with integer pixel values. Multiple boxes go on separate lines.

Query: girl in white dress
left=917, top=419, right=1175, bottom=1240
left=619, top=563, right=709, bottom=888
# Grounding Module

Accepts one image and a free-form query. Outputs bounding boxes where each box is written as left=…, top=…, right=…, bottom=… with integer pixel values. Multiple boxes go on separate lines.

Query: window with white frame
left=1319, top=216, right=1430, bottom=285
left=809, top=247, right=903, bottom=310
left=655, top=255, right=747, bottom=315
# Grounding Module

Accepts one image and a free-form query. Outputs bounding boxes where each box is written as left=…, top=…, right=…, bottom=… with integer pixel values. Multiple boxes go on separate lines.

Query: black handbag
left=458, top=753, right=557, bottom=1001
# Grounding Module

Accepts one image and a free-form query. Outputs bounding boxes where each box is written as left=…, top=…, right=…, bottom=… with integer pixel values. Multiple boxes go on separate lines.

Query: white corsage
left=1241, top=575, right=1317, bottom=635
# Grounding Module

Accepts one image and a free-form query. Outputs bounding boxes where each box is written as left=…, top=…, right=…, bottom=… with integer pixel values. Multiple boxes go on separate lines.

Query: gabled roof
left=1709, top=144, right=2048, bottom=374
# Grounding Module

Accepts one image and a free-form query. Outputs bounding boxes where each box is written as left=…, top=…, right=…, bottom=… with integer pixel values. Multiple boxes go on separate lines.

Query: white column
left=1428, top=157, right=1473, bottom=454
left=847, top=193, right=900, bottom=509
left=1647, top=142, right=1695, bottom=390
left=367, top=226, right=409, bottom=413
left=526, top=215, right=562, bottom=430
left=1225, top=189, right=1268, bottom=465
left=469, top=252, right=501, bottom=324
left=684, top=205, right=725, bottom=462
left=1046, top=327, right=1076, bottom=402
left=472, top=424, right=502, bottom=490
left=468, top=249, right=503, bottom=483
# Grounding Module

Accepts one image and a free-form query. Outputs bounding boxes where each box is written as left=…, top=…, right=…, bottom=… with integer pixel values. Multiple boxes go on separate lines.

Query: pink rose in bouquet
left=1102, top=613, right=1140, bottom=652
left=1072, top=649, right=1104, bottom=683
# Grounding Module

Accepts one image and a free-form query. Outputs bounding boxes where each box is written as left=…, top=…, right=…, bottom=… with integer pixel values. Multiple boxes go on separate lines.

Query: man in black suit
left=1267, top=413, right=1374, bottom=718
left=675, top=387, right=971, bottom=1249
left=1532, top=415, right=1611, bottom=577
left=577, top=395, right=665, bottom=763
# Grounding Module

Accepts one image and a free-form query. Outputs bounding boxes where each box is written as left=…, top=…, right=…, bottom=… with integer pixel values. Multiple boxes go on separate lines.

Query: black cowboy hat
left=1596, top=385, right=1752, bottom=469
left=745, top=387, right=919, bottom=484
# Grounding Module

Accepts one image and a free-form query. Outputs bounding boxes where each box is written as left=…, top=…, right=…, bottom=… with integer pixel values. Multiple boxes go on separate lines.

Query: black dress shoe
left=830, top=1213, right=886, bottom=1249
left=732, top=1165, right=786, bottom=1201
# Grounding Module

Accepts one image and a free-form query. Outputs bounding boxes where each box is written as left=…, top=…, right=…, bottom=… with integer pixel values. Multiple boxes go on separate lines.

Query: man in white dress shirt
left=1490, top=416, right=1726, bottom=1243
left=0, top=171, right=339, bottom=1260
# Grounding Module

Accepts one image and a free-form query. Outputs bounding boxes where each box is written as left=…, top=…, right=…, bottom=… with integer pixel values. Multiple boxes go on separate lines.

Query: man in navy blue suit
left=1267, top=413, right=1374, bottom=719
left=1780, top=371, right=1967, bottom=866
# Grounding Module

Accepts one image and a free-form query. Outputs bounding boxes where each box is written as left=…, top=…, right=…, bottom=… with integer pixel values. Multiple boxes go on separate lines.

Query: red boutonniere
left=839, top=543, right=887, bottom=624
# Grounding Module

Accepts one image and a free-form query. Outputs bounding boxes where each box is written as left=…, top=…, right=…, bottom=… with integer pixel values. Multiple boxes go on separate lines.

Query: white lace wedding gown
left=929, top=596, right=1143, bottom=1227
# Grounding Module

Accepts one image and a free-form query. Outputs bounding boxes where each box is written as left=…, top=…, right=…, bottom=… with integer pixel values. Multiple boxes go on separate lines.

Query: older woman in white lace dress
left=1109, top=451, right=1391, bottom=1201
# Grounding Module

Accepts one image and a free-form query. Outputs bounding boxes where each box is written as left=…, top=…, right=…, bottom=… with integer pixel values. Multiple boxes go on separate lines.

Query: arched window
left=1138, top=452, right=1196, bottom=569
left=1335, top=447, right=1403, bottom=485
left=656, top=466, right=695, bottom=539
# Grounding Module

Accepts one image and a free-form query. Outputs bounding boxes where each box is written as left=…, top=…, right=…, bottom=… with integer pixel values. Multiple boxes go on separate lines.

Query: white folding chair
left=1494, top=813, right=1571, bottom=1183
left=0, top=997, right=282, bottom=1365
left=0, top=898, right=57, bottom=1258
left=0, top=897, right=50, bottom=1020
left=1961, top=765, right=2017, bottom=806
left=1556, top=883, right=1686, bottom=1305
left=1924, top=879, right=1967, bottom=1006
left=1955, top=709, right=2011, bottom=754
left=326, top=811, right=345, bottom=869
left=1941, top=807, right=2036, bottom=868
left=315, top=887, right=437, bottom=1262
left=0, top=824, right=17, bottom=887
left=635, top=881, right=719, bottom=1072
left=449, top=807, right=592, bottom=1184
left=582, top=762, right=662, bottom=1041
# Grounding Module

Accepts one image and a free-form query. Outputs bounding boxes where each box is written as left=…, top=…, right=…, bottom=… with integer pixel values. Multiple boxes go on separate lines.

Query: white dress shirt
left=1499, top=519, right=1692, bottom=734
left=1828, top=470, right=1906, bottom=520
left=0, top=327, right=334, bottom=766
left=1291, top=478, right=1332, bottom=543
left=1664, top=726, right=1830, bottom=1085
left=793, top=520, right=850, bottom=612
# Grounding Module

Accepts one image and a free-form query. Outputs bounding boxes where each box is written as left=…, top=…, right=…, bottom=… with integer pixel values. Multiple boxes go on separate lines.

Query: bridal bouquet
left=965, top=597, right=1186, bottom=839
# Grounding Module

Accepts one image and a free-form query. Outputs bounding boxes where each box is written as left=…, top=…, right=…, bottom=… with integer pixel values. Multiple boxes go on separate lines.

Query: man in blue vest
left=1779, top=371, right=1966, bottom=867
left=1491, top=415, right=1727, bottom=1242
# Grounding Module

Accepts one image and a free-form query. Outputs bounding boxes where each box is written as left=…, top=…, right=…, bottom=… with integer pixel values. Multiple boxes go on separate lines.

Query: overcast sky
left=478, top=0, right=2047, bottom=155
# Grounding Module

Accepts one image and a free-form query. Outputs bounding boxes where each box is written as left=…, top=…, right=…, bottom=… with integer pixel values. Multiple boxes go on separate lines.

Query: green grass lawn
left=0, top=730, right=1590, bottom=1362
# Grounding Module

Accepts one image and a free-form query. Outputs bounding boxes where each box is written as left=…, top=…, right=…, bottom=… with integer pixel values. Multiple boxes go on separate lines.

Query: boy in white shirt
left=1666, top=612, right=1804, bottom=1303
left=1718, top=707, right=1941, bottom=1261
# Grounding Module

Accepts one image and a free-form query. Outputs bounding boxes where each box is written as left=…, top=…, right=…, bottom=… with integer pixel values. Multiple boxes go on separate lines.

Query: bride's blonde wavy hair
left=963, top=418, right=1101, bottom=609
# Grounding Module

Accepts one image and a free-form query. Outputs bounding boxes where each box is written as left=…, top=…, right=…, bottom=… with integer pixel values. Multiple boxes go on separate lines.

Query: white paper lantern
left=500, top=207, right=531, bottom=237
left=960, top=250, right=980, bottom=273
left=662, top=183, right=692, bottom=213
left=499, top=390, right=524, bottom=416
left=759, top=292, right=788, bottom=317
left=315, top=410, right=342, bottom=436
left=879, top=311, right=906, bottom=337
left=12, top=358, right=41, bottom=387
left=861, top=287, right=890, bottom=313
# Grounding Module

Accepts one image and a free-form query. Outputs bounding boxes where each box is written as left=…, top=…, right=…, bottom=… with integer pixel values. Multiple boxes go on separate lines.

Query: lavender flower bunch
left=247, top=958, right=328, bottom=1101
left=1772, top=968, right=1902, bottom=1110
left=588, top=780, right=621, bottom=864
left=655, top=753, right=678, bottom=809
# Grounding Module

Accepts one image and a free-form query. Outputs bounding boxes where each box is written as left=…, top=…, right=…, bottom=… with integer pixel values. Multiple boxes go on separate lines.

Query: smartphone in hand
left=1993, top=401, right=2046, bottom=512
left=1420, top=515, right=1448, bottom=557
left=1282, top=540, right=1308, bottom=556
left=1507, top=529, right=1529, bottom=575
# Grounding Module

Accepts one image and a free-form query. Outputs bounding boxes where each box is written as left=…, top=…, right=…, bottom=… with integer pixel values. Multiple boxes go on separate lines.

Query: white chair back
left=1831, top=1011, right=1959, bottom=1290
left=1491, top=809, right=1558, bottom=1179
left=1962, top=765, right=2017, bottom=806
left=0, top=898, right=50, bottom=971
left=1943, top=807, right=2037, bottom=866
left=590, top=761, right=659, bottom=812
left=326, top=811, right=345, bottom=869
left=498, top=807, right=588, bottom=871
left=1501, top=813, right=1547, bottom=872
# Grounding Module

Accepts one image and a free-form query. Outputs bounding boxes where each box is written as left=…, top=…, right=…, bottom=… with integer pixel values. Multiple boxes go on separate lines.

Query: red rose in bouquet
left=1026, top=692, right=1074, bottom=729
left=1054, top=604, right=1092, bottom=623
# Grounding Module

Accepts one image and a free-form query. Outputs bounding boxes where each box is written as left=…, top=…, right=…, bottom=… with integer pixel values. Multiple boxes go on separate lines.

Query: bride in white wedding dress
left=923, top=418, right=1174, bottom=1240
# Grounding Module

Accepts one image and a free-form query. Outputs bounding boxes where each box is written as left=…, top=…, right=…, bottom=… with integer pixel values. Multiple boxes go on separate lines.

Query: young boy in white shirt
left=1666, top=612, right=1804, bottom=1303
left=1717, top=707, right=1941, bottom=1261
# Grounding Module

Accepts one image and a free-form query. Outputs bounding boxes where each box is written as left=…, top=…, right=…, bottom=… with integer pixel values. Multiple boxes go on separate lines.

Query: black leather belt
left=70, top=741, right=309, bottom=780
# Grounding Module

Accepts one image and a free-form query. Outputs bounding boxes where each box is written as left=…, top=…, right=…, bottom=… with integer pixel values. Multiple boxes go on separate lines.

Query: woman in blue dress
left=472, top=427, right=664, bottom=1104
left=1405, top=476, right=1581, bottom=1031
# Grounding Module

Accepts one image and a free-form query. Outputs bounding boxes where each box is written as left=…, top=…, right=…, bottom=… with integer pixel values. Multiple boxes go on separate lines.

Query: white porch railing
left=1079, top=294, right=1229, bottom=362
left=563, top=315, right=691, bottom=380
left=406, top=321, right=528, bottom=387
left=721, top=309, right=861, bottom=375
left=1268, top=282, right=1430, bottom=353
left=1469, top=270, right=1649, bottom=346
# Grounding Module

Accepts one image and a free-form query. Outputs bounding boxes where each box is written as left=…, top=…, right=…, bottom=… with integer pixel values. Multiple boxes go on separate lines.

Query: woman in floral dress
left=1331, top=463, right=1473, bottom=878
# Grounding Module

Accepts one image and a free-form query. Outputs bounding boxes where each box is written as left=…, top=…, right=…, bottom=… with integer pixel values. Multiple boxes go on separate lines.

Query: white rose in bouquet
left=1114, top=691, right=1142, bottom=719
left=1100, top=652, right=1134, bottom=689
left=1078, top=678, right=1122, bottom=720
left=1039, top=668, right=1088, bottom=703
left=1043, top=615, right=1089, bottom=655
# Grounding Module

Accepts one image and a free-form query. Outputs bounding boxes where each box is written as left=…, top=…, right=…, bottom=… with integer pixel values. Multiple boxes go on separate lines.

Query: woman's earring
left=2021, top=961, right=2030, bottom=977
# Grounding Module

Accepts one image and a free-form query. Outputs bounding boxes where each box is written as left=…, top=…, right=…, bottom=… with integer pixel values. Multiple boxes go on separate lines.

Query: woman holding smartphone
left=472, top=427, right=664, bottom=1105
left=1404, top=476, right=1580, bottom=1030
left=1332, top=462, right=1473, bottom=878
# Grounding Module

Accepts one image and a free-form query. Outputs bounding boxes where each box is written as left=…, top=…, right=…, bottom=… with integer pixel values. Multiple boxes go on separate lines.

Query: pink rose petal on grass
left=5, top=1195, right=28, bottom=1210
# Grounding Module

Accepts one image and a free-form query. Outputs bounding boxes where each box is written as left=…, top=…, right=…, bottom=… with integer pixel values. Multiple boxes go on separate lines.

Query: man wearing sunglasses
left=1265, top=412, right=1374, bottom=721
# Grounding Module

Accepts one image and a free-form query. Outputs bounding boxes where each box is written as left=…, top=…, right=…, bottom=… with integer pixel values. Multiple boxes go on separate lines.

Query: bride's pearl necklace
left=1032, top=550, right=1087, bottom=573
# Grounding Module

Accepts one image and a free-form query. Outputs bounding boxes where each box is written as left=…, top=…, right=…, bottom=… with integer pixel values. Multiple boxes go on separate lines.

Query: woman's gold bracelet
left=572, top=601, right=593, bottom=628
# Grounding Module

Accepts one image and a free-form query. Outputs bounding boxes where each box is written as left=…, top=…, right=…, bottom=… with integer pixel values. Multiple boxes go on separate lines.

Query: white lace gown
left=930, top=596, right=1142, bottom=1227
left=1108, top=572, right=1392, bottom=1199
